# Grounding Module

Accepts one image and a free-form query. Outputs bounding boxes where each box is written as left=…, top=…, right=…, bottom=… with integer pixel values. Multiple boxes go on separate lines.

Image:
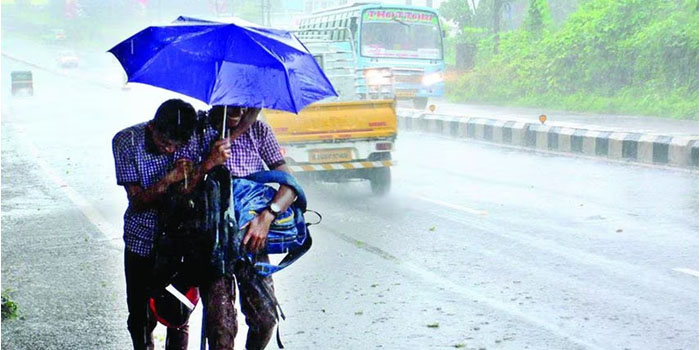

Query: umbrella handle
left=221, top=105, right=227, bottom=140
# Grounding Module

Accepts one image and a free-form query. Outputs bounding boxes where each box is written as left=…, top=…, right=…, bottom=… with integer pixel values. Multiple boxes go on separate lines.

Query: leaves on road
left=1, top=290, right=19, bottom=321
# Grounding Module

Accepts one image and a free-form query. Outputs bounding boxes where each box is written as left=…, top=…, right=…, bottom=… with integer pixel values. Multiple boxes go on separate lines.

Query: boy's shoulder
left=113, top=122, right=148, bottom=146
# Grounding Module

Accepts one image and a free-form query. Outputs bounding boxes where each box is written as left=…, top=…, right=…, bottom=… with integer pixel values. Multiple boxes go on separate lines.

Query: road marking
left=672, top=268, right=699, bottom=277
left=409, top=194, right=488, bottom=216
left=13, top=124, right=121, bottom=240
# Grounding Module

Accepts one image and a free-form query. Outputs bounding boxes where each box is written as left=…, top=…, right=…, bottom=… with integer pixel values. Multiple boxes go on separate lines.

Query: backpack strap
left=252, top=234, right=312, bottom=277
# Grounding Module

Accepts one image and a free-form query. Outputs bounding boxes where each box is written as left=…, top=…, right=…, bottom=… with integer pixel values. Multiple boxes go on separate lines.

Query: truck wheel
left=413, top=97, right=428, bottom=110
left=369, top=167, right=391, bottom=196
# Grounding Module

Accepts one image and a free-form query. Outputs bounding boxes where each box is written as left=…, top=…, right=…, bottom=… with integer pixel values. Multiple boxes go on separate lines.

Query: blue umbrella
left=108, top=16, right=337, bottom=113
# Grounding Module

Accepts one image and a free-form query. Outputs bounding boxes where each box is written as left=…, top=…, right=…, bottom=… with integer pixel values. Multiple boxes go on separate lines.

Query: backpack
left=203, top=166, right=316, bottom=278
left=150, top=178, right=211, bottom=329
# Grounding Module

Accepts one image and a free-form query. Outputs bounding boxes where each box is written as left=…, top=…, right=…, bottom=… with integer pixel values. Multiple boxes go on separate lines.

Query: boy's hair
left=152, top=99, right=197, bottom=144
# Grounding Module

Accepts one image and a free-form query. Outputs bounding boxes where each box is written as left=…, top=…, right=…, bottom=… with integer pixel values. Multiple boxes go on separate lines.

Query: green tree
left=448, top=0, right=699, bottom=119
left=438, top=0, right=476, bottom=28
left=523, top=0, right=552, bottom=35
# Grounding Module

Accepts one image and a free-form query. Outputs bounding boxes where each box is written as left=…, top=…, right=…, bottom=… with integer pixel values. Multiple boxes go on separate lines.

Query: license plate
left=395, top=89, right=417, bottom=98
left=309, top=149, right=353, bottom=163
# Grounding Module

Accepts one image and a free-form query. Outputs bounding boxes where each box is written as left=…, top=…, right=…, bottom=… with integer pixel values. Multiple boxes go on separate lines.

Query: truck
left=11, top=71, right=33, bottom=96
left=263, top=99, right=396, bottom=195
left=262, top=4, right=411, bottom=195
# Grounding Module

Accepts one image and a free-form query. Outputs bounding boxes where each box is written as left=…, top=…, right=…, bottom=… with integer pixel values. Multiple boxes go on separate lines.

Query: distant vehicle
left=42, top=29, right=67, bottom=43
left=53, top=29, right=67, bottom=41
left=11, top=71, right=33, bottom=96
left=297, top=3, right=445, bottom=109
left=57, top=50, right=79, bottom=68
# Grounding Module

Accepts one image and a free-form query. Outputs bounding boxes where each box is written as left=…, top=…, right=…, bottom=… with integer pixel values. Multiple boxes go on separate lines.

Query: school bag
left=203, top=166, right=316, bottom=278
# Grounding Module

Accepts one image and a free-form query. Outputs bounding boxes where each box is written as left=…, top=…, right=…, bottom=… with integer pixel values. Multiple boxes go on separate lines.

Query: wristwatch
left=266, top=202, right=282, bottom=217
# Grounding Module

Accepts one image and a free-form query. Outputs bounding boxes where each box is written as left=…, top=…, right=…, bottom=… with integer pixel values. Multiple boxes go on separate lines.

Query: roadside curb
left=397, top=110, right=699, bottom=168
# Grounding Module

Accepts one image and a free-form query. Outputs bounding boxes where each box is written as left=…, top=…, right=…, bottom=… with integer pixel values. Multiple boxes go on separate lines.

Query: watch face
left=270, top=202, right=282, bottom=214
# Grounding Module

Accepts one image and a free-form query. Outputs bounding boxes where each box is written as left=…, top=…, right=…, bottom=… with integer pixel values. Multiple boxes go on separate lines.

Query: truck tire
left=369, top=167, right=391, bottom=196
left=413, top=97, right=428, bottom=110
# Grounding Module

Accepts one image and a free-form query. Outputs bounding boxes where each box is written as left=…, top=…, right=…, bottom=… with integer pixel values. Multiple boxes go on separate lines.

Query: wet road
left=2, top=49, right=698, bottom=350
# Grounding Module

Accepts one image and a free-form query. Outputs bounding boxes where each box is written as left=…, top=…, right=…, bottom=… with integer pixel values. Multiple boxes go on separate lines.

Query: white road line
left=410, top=194, right=488, bottom=216
left=672, top=268, right=700, bottom=277
left=14, top=124, right=121, bottom=240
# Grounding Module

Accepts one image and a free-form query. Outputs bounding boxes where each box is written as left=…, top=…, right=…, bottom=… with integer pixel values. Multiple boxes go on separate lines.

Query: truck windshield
left=360, top=8, right=442, bottom=60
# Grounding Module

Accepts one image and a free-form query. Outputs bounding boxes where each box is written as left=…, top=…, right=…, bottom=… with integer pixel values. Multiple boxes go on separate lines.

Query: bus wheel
left=369, top=167, right=391, bottom=196
left=413, top=97, right=428, bottom=110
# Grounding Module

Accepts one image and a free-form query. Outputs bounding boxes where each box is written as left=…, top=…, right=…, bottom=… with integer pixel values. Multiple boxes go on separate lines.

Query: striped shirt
left=176, top=120, right=285, bottom=177
left=112, top=122, right=175, bottom=257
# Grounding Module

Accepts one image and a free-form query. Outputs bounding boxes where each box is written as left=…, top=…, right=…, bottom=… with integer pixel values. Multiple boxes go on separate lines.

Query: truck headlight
left=421, top=72, right=443, bottom=86
left=364, top=69, right=392, bottom=86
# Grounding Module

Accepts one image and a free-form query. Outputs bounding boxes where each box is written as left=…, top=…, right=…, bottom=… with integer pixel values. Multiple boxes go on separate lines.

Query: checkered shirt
left=176, top=120, right=285, bottom=177
left=112, top=122, right=175, bottom=257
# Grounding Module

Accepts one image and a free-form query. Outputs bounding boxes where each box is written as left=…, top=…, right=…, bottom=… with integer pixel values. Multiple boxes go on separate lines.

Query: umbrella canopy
left=108, top=16, right=337, bottom=113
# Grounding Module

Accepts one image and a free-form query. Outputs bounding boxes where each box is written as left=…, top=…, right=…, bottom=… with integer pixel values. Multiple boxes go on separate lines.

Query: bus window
left=360, top=8, right=442, bottom=59
left=349, top=17, right=358, bottom=40
left=332, top=15, right=340, bottom=40
left=341, top=18, right=349, bottom=40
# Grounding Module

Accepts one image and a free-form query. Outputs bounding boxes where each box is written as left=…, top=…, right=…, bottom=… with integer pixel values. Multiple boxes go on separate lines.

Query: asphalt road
left=2, top=44, right=698, bottom=350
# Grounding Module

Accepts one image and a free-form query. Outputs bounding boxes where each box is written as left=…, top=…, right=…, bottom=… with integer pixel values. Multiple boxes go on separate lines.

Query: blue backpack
left=203, top=167, right=316, bottom=277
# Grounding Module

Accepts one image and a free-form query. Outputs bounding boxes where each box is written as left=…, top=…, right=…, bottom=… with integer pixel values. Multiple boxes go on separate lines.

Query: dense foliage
left=443, top=0, right=699, bottom=119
